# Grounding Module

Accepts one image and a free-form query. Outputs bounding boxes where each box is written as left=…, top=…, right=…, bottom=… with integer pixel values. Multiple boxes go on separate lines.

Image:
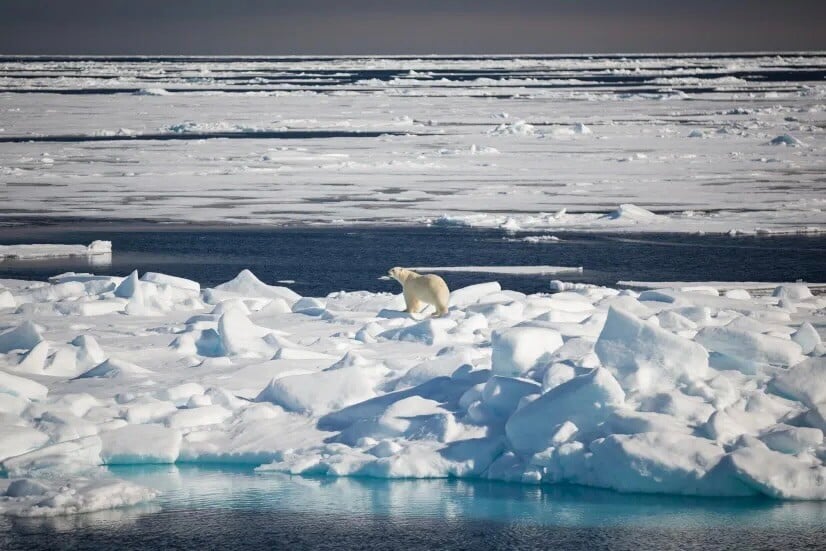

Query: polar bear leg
left=433, top=302, right=449, bottom=317
left=403, top=290, right=422, bottom=314
left=432, top=283, right=450, bottom=317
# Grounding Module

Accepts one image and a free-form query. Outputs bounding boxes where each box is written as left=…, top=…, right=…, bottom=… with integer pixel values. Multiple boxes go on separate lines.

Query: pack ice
left=2, top=55, right=825, bottom=234
left=1, top=269, right=825, bottom=516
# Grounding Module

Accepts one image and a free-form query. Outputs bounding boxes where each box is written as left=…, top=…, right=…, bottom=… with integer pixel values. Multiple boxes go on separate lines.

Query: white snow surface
left=1, top=55, right=825, bottom=234
left=1, top=269, right=825, bottom=512
left=0, top=241, right=111, bottom=261
left=412, top=266, right=583, bottom=275
left=620, top=280, right=826, bottom=292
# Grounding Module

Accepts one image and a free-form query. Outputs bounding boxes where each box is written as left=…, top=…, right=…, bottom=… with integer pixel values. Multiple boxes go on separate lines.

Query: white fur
left=387, top=267, right=450, bottom=317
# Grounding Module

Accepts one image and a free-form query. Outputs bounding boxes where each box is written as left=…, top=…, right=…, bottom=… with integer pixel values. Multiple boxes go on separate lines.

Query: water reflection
left=106, top=465, right=826, bottom=530
left=0, top=253, right=112, bottom=277
left=2, top=504, right=162, bottom=534
left=88, top=253, right=112, bottom=267
left=4, top=466, right=825, bottom=550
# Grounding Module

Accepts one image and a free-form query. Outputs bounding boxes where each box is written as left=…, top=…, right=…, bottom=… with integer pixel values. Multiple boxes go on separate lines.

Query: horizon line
left=1, top=50, right=825, bottom=59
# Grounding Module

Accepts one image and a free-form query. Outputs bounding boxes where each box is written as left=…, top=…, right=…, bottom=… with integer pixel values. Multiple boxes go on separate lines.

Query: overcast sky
left=1, top=0, right=824, bottom=55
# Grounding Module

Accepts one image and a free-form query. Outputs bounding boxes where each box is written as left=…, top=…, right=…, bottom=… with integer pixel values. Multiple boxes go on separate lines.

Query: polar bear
left=387, top=267, right=450, bottom=317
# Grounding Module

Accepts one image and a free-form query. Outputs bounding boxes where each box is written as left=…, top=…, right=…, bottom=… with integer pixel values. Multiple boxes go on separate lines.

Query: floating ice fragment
left=0, top=241, right=111, bottom=262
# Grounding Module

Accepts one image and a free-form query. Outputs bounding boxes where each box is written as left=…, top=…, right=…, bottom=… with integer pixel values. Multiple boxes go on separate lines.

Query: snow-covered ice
left=1, top=53, right=826, bottom=516
left=0, top=54, right=824, bottom=234
left=1, top=267, right=825, bottom=516
left=411, top=266, right=583, bottom=275
left=620, top=281, right=826, bottom=293
left=0, top=241, right=111, bottom=261
left=0, top=477, right=157, bottom=517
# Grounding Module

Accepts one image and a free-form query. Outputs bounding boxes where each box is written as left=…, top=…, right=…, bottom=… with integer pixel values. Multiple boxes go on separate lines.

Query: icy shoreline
left=0, top=267, right=824, bottom=515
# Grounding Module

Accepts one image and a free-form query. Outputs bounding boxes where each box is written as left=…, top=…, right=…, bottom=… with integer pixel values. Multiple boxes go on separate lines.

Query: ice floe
left=0, top=477, right=157, bottom=517
left=0, top=268, right=824, bottom=515
left=411, top=266, right=583, bottom=275
left=0, top=241, right=111, bottom=262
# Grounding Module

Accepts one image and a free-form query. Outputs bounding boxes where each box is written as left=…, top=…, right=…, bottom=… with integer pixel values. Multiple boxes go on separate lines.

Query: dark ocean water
left=0, top=223, right=823, bottom=295
left=3, top=466, right=826, bottom=551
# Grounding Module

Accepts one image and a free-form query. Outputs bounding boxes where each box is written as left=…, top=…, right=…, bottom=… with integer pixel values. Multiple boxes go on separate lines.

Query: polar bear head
left=388, top=267, right=415, bottom=283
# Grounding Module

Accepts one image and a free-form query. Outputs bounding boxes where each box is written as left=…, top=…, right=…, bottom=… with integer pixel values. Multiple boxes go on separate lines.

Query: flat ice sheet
left=0, top=241, right=111, bottom=261
left=0, top=55, right=824, bottom=234
left=619, top=281, right=826, bottom=291
left=412, top=266, right=583, bottom=275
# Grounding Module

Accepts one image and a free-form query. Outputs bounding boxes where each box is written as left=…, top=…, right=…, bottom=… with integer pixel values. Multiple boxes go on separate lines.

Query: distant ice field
left=1, top=54, right=824, bottom=233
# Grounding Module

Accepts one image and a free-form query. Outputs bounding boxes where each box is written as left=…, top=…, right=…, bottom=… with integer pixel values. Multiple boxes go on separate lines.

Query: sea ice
left=100, top=424, right=182, bottom=464
left=0, top=477, right=157, bottom=517
left=491, top=326, right=564, bottom=377
left=411, top=266, right=583, bottom=275
left=2, top=55, right=824, bottom=234
left=595, top=307, right=709, bottom=392
left=0, top=241, right=111, bottom=261
left=506, top=368, right=625, bottom=454
left=0, top=269, right=824, bottom=514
